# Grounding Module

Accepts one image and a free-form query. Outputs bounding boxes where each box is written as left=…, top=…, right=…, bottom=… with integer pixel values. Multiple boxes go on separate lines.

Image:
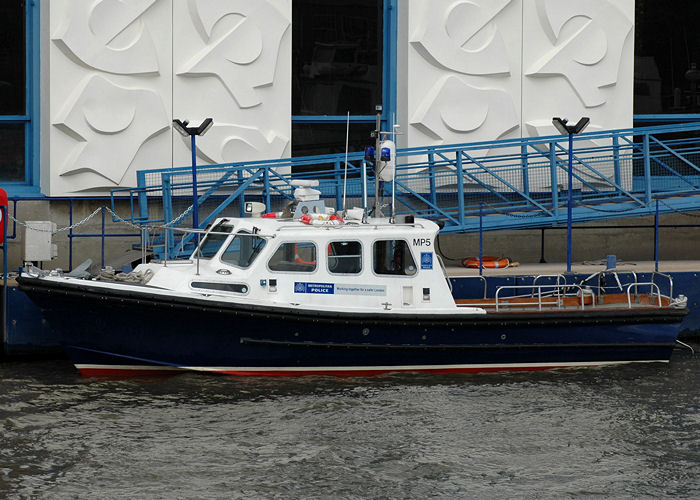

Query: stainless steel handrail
left=650, top=271, right=673, bottom=299
left=531, top=274, right=566, bottom=297
left=495, top=284, right=586, bottom=312
left=626, top=282, right=662, bottom=307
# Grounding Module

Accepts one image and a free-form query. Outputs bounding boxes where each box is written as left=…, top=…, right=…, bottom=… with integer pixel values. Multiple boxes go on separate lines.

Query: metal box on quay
left=23, top=221, right=58, bottom=262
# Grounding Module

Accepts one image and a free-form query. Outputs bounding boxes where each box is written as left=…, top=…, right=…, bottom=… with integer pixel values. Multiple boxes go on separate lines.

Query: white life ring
left=300, top=213, right=344, bottom=226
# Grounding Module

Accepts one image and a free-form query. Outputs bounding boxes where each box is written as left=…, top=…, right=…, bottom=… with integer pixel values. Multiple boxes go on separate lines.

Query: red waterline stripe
left=77, top=364, right=573, bottom=378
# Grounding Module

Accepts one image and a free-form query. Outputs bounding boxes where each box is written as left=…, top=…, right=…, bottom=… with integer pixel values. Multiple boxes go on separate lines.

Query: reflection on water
left=1, top=348, right=699, bottom=499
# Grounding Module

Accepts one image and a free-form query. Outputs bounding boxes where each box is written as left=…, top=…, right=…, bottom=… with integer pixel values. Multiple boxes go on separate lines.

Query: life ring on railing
left=462, top=256, right=510, bottom=269
left=300, top=213, right=344, bottom=226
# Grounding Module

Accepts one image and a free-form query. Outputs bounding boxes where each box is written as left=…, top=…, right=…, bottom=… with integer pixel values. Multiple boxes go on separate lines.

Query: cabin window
left=197, top=221, right=234, bottom=259
left=328, top=241, right=362, bottom=274
left=373, top=240, right=416, bottom=276
left=268, top=242, right=317, bottom=272
left=221, top=231, right=266, bottom=269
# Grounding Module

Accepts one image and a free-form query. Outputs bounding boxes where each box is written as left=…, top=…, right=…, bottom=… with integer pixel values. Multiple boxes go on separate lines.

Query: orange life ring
left=462, top=256, right=510, bottom=269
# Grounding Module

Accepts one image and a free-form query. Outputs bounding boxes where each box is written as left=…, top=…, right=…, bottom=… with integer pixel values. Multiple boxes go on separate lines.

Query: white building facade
left=10, top=0, right=636, bottom=197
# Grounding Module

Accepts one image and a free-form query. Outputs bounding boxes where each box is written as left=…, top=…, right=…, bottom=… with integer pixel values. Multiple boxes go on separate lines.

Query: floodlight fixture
left=197, top=118, right=214, bottom=136
left=172, top=118, right=214, bottom=234
left=172, top=118, right=213, bottom=137
left=552, top=117, right=590, bottom=135
left=172, top=119, right=190, bottom=137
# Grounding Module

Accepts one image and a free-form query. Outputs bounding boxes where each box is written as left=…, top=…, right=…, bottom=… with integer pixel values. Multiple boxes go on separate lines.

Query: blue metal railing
left=5, top=197, right=141, bottom=270
left=112, top=122, right=700, bottom=257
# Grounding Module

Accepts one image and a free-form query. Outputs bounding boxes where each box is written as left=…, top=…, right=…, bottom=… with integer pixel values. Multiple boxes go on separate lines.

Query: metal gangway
left=111, top=122, right=700, bottom=258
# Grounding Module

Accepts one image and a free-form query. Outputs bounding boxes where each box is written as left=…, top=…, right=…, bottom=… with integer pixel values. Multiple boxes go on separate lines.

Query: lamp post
left=172, top=118, right=214, bottom=231
left=552, top=116, right=590, bottom=273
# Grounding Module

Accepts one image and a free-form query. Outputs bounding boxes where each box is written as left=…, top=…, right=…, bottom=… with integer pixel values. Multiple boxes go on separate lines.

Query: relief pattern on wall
left=410, top=0, right=512, bottom=76
left=52, top=0, right=160, bottom=75
left=411, top=76, right=518, bottom=143
left=408, top=0, right=517, bottom=147
left=49, top=0, right=290, bottom=196
left=53, top=75, right=169, bottom=184
left=179, top=0, right=290, bottom=109
left=406, top=0, right=633, bottom=151
left=526, top=0, right=633, bottom=108
left=175, top=0, right=290, bottom=165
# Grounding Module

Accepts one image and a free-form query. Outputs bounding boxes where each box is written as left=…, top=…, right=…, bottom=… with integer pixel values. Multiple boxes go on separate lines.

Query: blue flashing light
left=364, top=146, right=375, bottom=160
left=380, top=147, right=391, bottom=161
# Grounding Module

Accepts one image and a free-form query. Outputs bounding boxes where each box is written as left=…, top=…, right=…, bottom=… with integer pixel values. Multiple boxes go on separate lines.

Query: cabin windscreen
left=196, top=221, right=234, bottom=259
left=221, top=231, right=267, bottom=269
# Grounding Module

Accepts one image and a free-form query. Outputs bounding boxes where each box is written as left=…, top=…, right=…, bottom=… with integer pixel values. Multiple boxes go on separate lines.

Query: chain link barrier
left=8, top=203, right=195, bottom=234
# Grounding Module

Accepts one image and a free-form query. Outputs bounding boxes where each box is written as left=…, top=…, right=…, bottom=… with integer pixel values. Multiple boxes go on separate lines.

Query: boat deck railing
left=454, top=270, right=677, bottom=312
left=456, top=281, right=671, bottom=312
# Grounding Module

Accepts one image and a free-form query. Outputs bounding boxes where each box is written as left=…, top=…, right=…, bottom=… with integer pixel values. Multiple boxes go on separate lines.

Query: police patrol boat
left=16, top=176, right=689, bottom=377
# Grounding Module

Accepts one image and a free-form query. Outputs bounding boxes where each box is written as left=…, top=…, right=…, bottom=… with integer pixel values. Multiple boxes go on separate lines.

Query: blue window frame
left=291, top=0, right=397, bottom=160
left=0, top=1, right=40, bottom=196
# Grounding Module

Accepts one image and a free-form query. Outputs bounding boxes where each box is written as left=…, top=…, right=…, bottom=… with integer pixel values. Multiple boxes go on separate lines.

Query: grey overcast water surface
left=1, top=349, right=699, bottom=499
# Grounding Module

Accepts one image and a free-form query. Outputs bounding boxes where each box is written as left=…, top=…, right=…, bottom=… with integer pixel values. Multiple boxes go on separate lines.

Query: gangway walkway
left=111, top=122, right=700, bottom=257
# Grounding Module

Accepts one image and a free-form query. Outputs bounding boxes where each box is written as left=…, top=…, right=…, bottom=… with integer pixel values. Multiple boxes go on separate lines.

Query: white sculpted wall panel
left=173, top=0, right=290, bottom=169
left=522, top=0, right=634, bottom=190
left=410, top=0, right=512, bottom=76
left=525, top=0, right=633, bottom=108
left=401, top=0, right=633, bottom=191
left=53, top=75, right=169, bottom=187
left=405, top=0, right=522, bottom=149
left=47, top=0, right=291, bottom=196
left=52, top=0, right=160, bottom=75
left=49, top=0, right=172, bottom=195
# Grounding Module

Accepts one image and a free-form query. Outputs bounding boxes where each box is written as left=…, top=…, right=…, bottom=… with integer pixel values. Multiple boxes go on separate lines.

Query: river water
left=1, top=348, right=699, bottom=499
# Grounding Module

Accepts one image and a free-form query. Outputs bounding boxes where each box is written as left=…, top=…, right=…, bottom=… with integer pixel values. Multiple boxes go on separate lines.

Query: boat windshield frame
left=193, top=221, right=235, bottom=260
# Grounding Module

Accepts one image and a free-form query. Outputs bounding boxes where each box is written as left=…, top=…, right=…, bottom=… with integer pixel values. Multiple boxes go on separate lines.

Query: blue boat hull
left=17, top=277, right=685, bottom=376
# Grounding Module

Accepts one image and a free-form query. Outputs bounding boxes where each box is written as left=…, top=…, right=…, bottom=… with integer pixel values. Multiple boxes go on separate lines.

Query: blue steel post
left=567, top=132, right=574, bottom=273
left=190, top=135, right=199, bottom=233
left=68, top=199, right=74, bottom=270
left=137, top=171, right=149, bottom=222
left=264, top=167, right=271, bottom=211
left=238, top=169, right=245, bottom=217
left=654, top=199, right=659, bottom=273
left=162, top=176, right=173, bottom=256
left=479, top=203, right=484, bottom=277
left=456, top=150, right=465, bottom=227
left=612, top=134, right=621, bottom=191
left=643, top=132, right=652, bottom=204
left=521, top=143, right=530, bottom=197
left=550, top=142, right=558, bottom=217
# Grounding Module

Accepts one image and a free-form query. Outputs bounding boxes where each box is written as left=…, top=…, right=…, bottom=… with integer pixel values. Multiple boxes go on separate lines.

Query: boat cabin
left=145, top=215, right=460, bottom=312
